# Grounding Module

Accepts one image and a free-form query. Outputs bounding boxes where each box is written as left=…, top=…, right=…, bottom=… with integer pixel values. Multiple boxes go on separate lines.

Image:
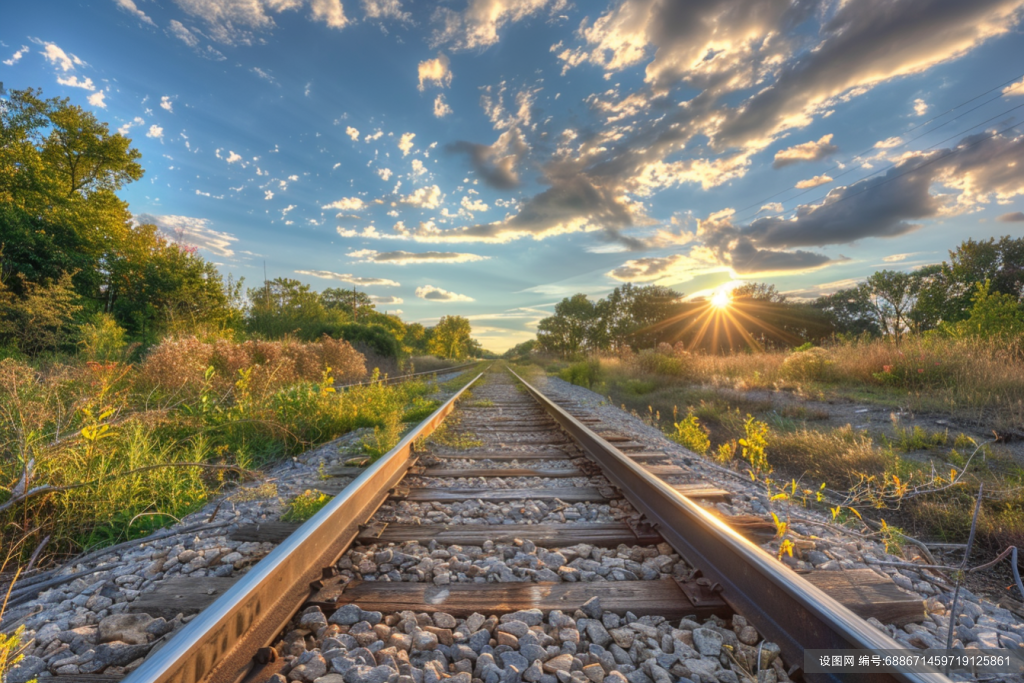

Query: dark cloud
left=696, top=131, right=1024, bottom=272
left=446, top=140, right=521, bottom=189
left=998, top=211, right=1024, bottom=222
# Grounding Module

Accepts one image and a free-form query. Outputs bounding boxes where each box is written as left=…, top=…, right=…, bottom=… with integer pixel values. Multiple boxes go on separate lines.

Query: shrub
left=138, top=335, right=366, bottom=399
left=668, top=410, right=710, bottom=454
left=634, top=349, right=685, bottom=376
left=739, top=415, right=771, bottom=477
left=558, top=359, right=600, bottom=388
left=79, top=312, right=128, bottom=362
left=780, top=346, right=833, bottom=381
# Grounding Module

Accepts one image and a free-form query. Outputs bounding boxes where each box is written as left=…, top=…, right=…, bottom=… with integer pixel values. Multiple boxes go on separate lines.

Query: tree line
left=0, top=88, right=481, bottom=361
left=518, top=236, right=1024, bottom=358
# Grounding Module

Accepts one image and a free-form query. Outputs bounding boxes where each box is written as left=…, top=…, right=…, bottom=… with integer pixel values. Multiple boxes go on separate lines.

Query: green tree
left=322, top=287, right=375, bottom=320
left=429, top=316, right=474, bottom=360
left=939, top=280, right=1024, bottom=341
left=247, top=277, right=332, bottom=338
left=915, top=237, right=1024, bottom=327
left=537, top=294, right=600, bottom=357
left=599, top=283, right=683, bottom=350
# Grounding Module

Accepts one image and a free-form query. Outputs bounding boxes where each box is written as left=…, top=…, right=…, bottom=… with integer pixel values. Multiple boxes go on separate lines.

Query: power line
left=778, top=119, right=1023, bottom=215
left=739, top=100, right=1024, bottom=224
left=730, top=71, right=1024, bottom=220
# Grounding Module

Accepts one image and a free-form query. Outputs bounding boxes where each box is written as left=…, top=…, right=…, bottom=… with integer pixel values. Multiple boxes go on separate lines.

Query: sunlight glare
left=710, top=289, right=731, bottom=309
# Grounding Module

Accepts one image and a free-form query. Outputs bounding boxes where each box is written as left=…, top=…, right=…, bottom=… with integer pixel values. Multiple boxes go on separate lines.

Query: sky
left=3, top=0, right=1024, bottom=351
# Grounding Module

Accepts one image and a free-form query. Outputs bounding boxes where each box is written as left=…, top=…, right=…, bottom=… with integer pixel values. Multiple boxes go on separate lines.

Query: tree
left=402, top=323, right=431, bottom=355
left=732, top=282, right=787, bottom=303
left=429, top=316, right=474, bottom=360
left=861, top=270, right=923, bottom=343
left=322, top=287, right=375, bottom=320
left=537, top=294, right=600, bottom=357
left=939, top=280, right=1024, bottom=341
left=915, top=237, right=1024, bottom=327
left=813, top=287, right=880, bottom=336
left=600, top=283, right=683, bottom=350
left=246, top=277, right=332, bottom=338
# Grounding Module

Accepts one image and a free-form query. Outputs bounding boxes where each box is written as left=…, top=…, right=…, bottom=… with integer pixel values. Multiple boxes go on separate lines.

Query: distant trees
left=429, top=316, right=474, bottom=360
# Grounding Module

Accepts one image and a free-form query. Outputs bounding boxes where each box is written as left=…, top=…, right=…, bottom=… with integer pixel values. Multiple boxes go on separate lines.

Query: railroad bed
left=6, top=366, right=1006, bottom=683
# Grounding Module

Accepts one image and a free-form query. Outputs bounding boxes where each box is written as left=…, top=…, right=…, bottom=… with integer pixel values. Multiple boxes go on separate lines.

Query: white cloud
left=362, top=0, right=410, bottom=21
left=772, top=135, right=838, bottom=169
left=460, top=196, right=489, bottom=212
left=3, top=45, right=29, bottom=66
left=264, top=190, right=274, bottom=200
left=88, top=92, right=107, bottom=108
left=160, top=95, right=174, bottom=112
left=913, top=98, right=928, bottom=116
left=433, top=94, right=453, bottom=118
left=346, top=126, right=360, bottom=141
left=364, top=130, right=384, bottom=142
left=168, top=20, right=200, bottom=47
left=170, top=0, right=348, bottom=45
left=883, top=253, right=917, bottom=263
left=310, top=0, right=349, bottom=28
left=794, top=175, right=832, bottom=189
left=138, top=213, right=239, bottom=257
left=251, top=66, right=276, bottom=83
left=348, top=248, right=488, bottom=264
left=295, top=270, right=400, bottom=286
left=118, top=116, right=145, bottom=136
left=57, top=75, right=96, bottom=90
left=415, top=284, right=474, bottom=302
left=401, top=184, right=442, bottom=209
left=146, top=125, right=165, bottom=141
left=36, top=40, right=85, bottom=72
left=226, top=150, right=243, bottom=163
left=114, top=0, right=157, bottom=26
left=1004, top=78, right=1024, bottom=97
left=417, top=53, right=452, bottom=91
left=874, top=136, right=903, bottom=149
left=410, top=159, right=427, bottom=178
left=398, top=132, right=416, bottom=156
left=430, top=0, right=556, bottom=51
left=322, top=197, right=366, bottom=211
left=377, top=167, right=393, bottom=181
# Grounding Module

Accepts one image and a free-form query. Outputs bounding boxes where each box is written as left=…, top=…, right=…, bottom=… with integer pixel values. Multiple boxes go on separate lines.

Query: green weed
left=667, top=408, right=710, bottom=455
left=281, top=490, right=332, bottom=522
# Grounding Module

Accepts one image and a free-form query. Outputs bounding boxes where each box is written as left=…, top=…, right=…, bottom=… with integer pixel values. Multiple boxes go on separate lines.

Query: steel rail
left=508, top=368, right=951, bottom=683
left=336, top=361, right=483, bottom=390
left=122, top=371, right=486, bottom=683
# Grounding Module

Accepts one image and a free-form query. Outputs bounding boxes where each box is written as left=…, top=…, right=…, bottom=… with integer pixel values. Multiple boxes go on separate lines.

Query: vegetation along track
left=121, top=365, right=952, bottom=683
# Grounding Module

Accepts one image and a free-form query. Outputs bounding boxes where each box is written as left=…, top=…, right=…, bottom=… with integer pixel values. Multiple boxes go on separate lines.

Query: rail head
left=507, top=367, right=951, bottom=683
left=123, top=371, right=485, bottom=683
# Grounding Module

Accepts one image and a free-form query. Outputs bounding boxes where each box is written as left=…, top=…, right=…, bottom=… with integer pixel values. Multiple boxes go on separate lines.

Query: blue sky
left=3, top=0, right=1024, bottom=351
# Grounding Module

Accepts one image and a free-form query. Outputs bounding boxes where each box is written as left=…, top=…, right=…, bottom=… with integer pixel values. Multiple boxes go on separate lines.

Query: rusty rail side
left=509, top=368, right=950, bottom=683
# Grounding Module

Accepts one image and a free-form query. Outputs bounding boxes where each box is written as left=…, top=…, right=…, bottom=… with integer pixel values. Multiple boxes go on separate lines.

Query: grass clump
left=402, top=397, right=441, bottom=423
left=558, top=359, right=600, bottom=388
left=281, top=490, right=332, bottom=522
left=667, top=408, right=710, bottom=455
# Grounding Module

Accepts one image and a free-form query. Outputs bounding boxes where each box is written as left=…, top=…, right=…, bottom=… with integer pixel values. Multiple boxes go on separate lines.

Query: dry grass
left=0, top=338, right=440, bottom=563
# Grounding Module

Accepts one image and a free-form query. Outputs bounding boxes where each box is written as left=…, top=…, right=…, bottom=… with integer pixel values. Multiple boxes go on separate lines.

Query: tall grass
left=0, top=337, right=435, bottom=562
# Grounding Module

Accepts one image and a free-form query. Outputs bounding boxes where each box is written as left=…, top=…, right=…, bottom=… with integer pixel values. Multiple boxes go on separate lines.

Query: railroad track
left=336, top=362, right=483, bottom=390
left=123, top=365, right=951, bottom=683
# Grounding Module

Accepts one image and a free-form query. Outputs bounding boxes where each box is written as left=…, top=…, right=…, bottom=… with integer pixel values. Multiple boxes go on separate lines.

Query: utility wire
left=739, top=101, right=1024, bottom=223
left=730, top=71, right=1024, bottom=220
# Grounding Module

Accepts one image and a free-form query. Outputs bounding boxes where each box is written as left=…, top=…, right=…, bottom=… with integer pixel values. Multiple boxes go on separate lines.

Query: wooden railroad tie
left=328, top=578, right=730, bottom=621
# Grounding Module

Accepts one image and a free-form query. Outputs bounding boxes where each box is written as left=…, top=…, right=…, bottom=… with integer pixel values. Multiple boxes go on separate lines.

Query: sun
left=710, top=289, right=731, bottom=309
